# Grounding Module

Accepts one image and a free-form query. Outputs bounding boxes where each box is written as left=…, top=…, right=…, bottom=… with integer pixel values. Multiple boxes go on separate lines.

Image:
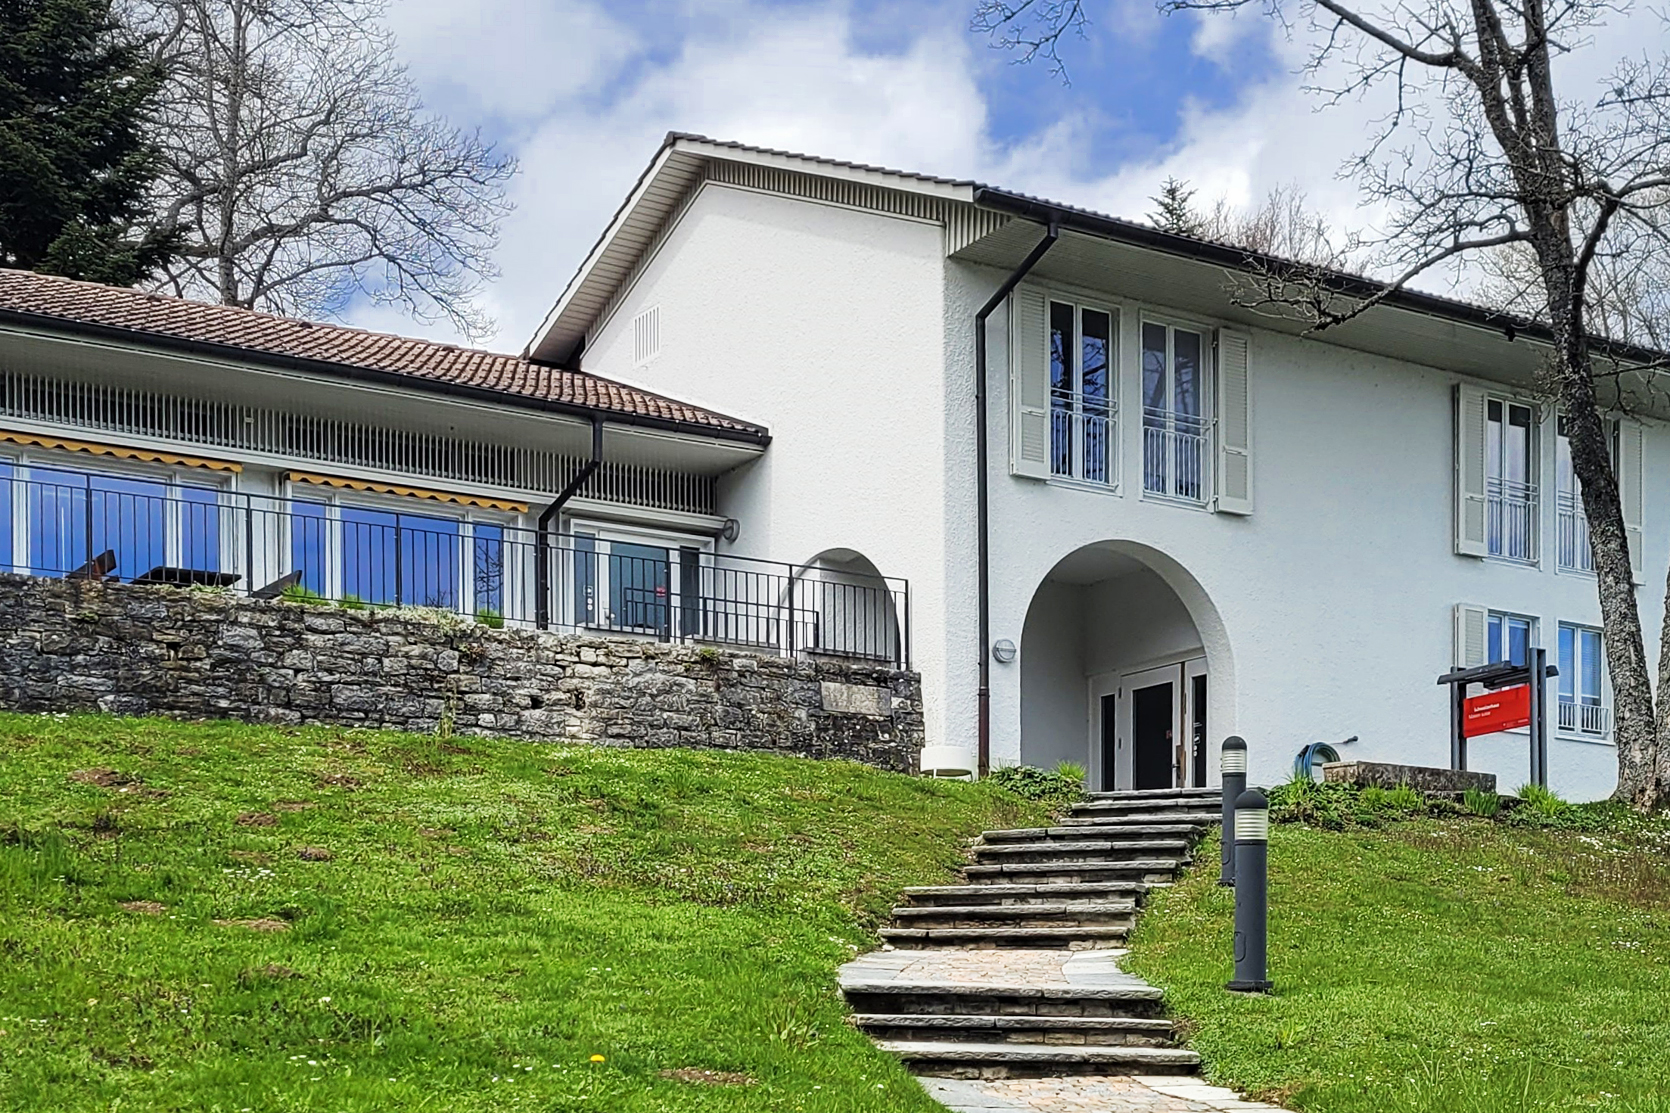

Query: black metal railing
left=0, top=475, right=911, bottom=667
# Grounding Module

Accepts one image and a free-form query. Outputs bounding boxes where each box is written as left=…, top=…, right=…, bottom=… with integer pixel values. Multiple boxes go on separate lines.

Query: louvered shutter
left=1619, top=420, right=1645, bottom=583
left=1453, top=603, right=1489, bottom=668
left=1010, top=286, right=1051, bottom=478
left=1214, top=328, right=1253, bottom=515
left=1454, top=383, right=1489, bottom=556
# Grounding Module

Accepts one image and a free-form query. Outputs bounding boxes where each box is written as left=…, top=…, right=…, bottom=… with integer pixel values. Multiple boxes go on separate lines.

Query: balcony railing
left=1142, top=408, right=1208, bottom=503
left=1557, top=699, right=1610, bottom=738
left=1050, top=392, right=1115, bottom=485
left=1487, top=477, right=1538, bottom=562
left=0, top=475, right=911, bottom=668
left=1556, top=491, right=1595, bottom=573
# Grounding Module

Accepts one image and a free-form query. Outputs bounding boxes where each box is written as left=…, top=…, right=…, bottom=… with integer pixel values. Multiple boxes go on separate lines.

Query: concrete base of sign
left=1322, top=761, right=1497, bottom=794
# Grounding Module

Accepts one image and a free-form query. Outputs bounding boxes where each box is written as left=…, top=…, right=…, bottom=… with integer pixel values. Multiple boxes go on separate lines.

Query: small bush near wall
left=0, top=575, right=925, bottom=772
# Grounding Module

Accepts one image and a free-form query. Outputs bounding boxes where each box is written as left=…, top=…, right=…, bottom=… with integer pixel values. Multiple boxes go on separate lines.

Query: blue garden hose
left=1294, top=735, right=1358, bottom=781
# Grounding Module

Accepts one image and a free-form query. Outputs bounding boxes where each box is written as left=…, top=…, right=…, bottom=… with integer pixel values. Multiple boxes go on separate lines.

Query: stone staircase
left=841, top=786, right=1220, bottom=1079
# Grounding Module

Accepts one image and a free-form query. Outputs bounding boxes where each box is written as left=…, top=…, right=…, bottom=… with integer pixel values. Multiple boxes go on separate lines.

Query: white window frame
left=1485, top=609, right=1537, bottom=668
left=1554, top=414, right=1618, bottom=575
left=1484, top=395, right=1539, bottom=565
left=2, top=450, right=233, bottom=579
left=1138, top=313, right=1214, bottom=506
left=284, top=480, right=517, bottom=616
left=1556, top=622, right=1611, bottom=741
left=563, top=518, right=712, bottom=636
left=1045, top=295, right=1119, bottom=488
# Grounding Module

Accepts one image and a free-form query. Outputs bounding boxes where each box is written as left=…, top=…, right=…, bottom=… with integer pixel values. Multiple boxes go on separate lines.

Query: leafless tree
left=1197, top=184, right=1345, bottom=267
left=977, top=0, right=1670, bottom=809
left=121, top=0, right=516, bottom=338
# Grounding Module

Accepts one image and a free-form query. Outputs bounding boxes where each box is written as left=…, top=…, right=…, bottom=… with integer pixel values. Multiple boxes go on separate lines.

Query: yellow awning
left=287, top=471, right=528, bottom=514
left=0, top=430, right=241, bottom=472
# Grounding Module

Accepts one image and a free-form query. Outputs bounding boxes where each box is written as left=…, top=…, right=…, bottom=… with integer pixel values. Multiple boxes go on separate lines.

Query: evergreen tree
left=1147, top=177, right=1201, bottom=237
left=0, top=0, right=172, bottom=284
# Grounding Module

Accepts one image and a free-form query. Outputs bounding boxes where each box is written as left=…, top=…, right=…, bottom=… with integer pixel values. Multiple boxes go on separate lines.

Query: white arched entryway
left=1019, top=541, right=1232, bottom=791
left=795, top=548, right=905, bottom=666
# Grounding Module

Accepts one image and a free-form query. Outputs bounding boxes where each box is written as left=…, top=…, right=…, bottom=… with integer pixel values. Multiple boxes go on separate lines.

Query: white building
left=529, top=134, right=1666, bottom=801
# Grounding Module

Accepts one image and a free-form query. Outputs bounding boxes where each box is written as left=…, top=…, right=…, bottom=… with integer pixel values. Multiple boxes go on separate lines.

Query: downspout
left=536, top=414, right=605, bottom=629
left=975, top=222, right=1059, bottom=778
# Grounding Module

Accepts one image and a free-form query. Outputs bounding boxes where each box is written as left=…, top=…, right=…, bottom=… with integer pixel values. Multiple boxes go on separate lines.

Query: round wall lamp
left=991, top=638, right=1017, bottom=664
left=720, top=518, right=741, bottom=542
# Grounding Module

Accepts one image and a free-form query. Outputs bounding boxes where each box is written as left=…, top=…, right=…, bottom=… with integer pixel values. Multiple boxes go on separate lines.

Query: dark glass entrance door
left=1100, top=693, right=1118, bottom=792
left=1132, top=682, right=1174, bottom=790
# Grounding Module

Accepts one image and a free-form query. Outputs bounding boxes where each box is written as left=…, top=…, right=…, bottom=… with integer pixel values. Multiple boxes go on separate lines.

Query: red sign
left=1463, top=684, right=1531, bottom=737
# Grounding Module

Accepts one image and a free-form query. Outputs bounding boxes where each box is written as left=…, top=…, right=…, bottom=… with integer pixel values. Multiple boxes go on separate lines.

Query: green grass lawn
left=1126, top=808, right=1670, bottom=1113
left=0, top=713, right=1047, bottom=1112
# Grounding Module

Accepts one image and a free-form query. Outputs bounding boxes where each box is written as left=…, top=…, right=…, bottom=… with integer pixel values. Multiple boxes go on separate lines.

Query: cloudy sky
left=352, top=0, right=1666, bottom=353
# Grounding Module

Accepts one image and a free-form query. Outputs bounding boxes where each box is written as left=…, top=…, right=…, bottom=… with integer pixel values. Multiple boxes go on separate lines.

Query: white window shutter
left=1454, top=383, right=1489, bottom=556
left=1010, top=286, right=1051, bottom=478
left=1214, top=328, right=1253, bottom=515
left=1619, top=420, right=1645, bottom=582
left=1453, top=603, right=1489, bottom=668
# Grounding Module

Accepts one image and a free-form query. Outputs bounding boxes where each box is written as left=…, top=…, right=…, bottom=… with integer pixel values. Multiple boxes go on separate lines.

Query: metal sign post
left=1436, top=656, right=1556, bottom=788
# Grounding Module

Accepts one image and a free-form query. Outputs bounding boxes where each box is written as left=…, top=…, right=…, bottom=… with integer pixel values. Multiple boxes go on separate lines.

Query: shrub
left=279, top=583, right=325, bottom=605
left=1463, top=786, right=1501, bottom=817
left=988, top=763, right=1085, bottom=809
left=474, top=607, right=505, bottom=629
left=337, top=593, right=367, bottom=611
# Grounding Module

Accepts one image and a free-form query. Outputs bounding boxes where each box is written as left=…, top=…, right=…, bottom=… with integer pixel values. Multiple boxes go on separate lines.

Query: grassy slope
left=1125, top=816, right=1670, bottom=1113
left=0, top=713, right=1047, bottom=1112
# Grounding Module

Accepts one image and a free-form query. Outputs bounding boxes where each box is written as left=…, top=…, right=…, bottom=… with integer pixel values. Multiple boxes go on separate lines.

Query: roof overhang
left=970, top=187, right=1670, bottom=418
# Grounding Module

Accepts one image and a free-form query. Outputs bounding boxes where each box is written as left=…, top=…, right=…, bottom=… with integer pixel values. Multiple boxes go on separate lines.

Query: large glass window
left=1049, top=299, right=1114, bottom=484
left=1142, top=321, right=1207, bottom=501
left=1555, top=415, right=1617, bottom=573
left=1558, top=623, right=1608, bottom=736
left=17, top=465, right=224, bottom=580
left=1487, top=610, right=1535, bottom=667
left=1486, top=399, right=1537, bottom=561
left=571, top=531, right=673, bottom=634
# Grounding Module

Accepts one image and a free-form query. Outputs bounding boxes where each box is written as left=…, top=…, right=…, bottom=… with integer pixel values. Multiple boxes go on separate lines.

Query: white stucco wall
left=580, top=183, right=956, bottom=743
left=577, top=180, right=1661, bottom=802
left=971, top=262, right=1664, bottom=802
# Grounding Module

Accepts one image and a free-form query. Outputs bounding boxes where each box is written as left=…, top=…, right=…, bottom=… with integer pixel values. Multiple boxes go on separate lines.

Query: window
left=1486, top=610, right=1535, bottom=667
left=288, top=491, right=506, bottom=618
left=4, top=460, right=226, bottom=581
left=1142, top=320, right=1208, bottom=502
left=570, top=528, right=700, bottom=637
left=1555, top=415, right=1619, bottom=573
left=1558, top=624, right=1609, bottom=737
left=1048, top=299, right=1115, bottom=484
left=1486, top=399, right=1537, bottom=561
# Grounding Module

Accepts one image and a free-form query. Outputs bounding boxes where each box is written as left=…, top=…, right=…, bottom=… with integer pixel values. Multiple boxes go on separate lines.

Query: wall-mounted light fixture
left=720, top=518, right=740, bottom=542
left=990, top=638, right=1017, bottom=664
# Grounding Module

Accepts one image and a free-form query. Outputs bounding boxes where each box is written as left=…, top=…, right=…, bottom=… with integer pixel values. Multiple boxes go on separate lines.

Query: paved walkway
left=838, top=949, right=1294, bottom=1113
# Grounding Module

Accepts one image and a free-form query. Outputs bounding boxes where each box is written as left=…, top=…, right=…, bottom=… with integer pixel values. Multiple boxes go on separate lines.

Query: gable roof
left=528, top=133, right=1670, bottom=378
left=0, top=268, right=768, bottom=444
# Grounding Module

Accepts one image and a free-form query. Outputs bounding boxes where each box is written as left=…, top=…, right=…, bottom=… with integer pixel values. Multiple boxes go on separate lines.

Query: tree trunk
left=1537, top=230, right=1663, bottom=807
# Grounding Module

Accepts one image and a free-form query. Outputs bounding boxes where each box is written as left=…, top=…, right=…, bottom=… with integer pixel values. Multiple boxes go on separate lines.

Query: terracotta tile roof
left=0, top=269, right=766, bottom=441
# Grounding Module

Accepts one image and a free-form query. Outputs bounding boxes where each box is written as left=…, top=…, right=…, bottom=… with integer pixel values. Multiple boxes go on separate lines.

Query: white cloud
left=352, top=0, right=1670, bottom=349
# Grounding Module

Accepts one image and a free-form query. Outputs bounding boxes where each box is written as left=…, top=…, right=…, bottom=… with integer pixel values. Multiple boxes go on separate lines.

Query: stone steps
left=1081, top=787, right=1221, bottom=802
left=875, top=1040, right=1201, bottom=1078
left=981, top=818, right=1209, bottom=835
left=899, top=881, right=1149, bottom=906
left=970, top=838, right=1192, bottom=865
left=878, top=925, right=1132, bottom=949
left=852, top=1013, right=1178, bottom=1047
left=889, top=901, right=1136, bottom=927
left=845, top=787, right=1223, bottom=1082
left=962, top=860, right=1183, bottom=885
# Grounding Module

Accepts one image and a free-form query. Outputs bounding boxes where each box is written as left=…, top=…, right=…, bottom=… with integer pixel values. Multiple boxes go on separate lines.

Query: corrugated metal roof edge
left=0, top=305, right=772, bottom=448
left=973, top=186, right=1670, bottom=370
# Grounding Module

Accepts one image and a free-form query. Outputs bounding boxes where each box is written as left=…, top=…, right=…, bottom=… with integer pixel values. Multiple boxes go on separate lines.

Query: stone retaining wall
left=0, top=574, right=925, bottom=772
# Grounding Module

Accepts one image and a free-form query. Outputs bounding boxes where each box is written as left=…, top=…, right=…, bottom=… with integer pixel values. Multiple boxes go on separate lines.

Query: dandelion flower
left=590, top=1054, right=605, bottom=1063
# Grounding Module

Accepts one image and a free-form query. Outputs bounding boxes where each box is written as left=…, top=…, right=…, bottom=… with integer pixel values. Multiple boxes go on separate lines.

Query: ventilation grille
left=633, top=306, right=661, bottom=364
left=0, top=367, right=717, bottom=515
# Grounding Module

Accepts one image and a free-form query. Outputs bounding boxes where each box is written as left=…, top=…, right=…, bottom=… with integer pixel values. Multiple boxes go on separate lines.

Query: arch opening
left=795, top=548, right=905, bottom=666
left=1019, top=541, right=1231, bottom=791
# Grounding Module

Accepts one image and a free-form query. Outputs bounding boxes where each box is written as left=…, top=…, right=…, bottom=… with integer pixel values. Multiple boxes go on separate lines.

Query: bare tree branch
left=120, top=0, right=516, bottom=339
